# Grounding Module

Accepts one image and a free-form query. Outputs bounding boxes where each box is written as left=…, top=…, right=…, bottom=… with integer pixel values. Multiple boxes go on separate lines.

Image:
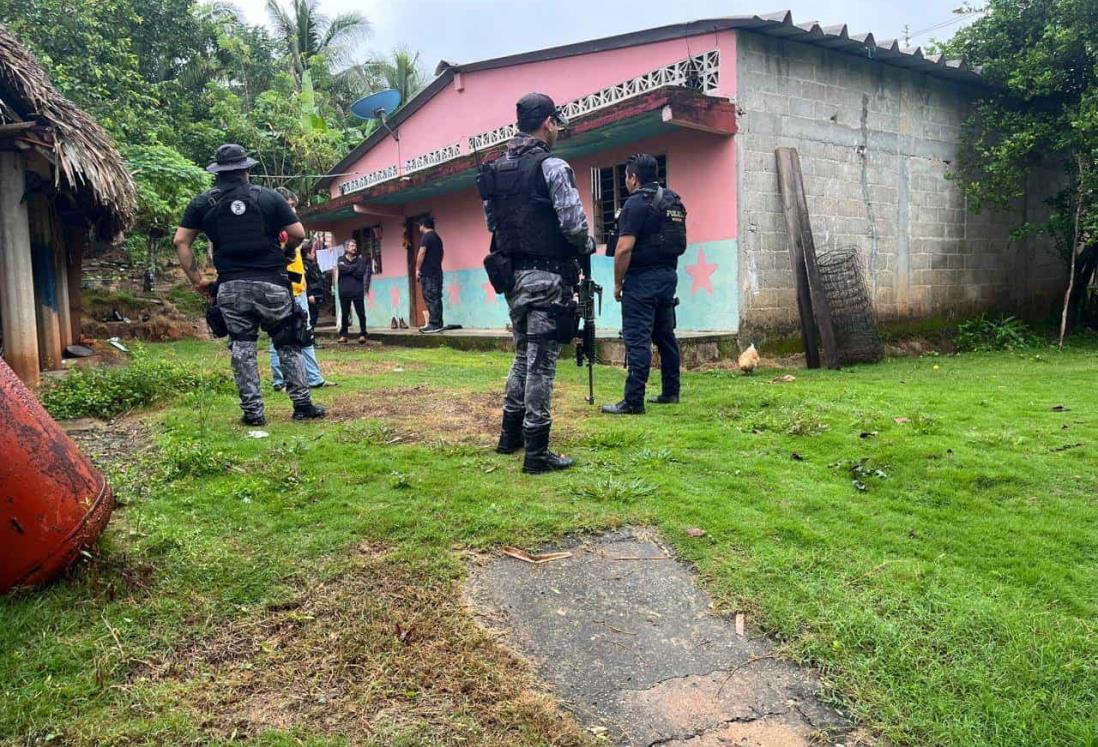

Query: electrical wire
left=907, top=10, right=984, bottom=42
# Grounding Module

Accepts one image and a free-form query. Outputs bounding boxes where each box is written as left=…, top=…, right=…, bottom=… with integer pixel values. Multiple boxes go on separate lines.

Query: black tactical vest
left=203, top=183, right=284, bottom=276
left=483, top=150, right=575, bottom=261
left=631, top=185, right=688, bottom=270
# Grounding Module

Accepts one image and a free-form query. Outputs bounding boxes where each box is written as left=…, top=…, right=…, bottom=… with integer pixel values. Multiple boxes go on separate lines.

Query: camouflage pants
left=503, top=269, right=565, bottom=430
left=217, top=280, right=311, bottom=418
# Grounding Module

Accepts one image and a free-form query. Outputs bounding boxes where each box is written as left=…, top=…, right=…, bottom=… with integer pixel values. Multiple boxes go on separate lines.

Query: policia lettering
left=603, top=153, right=685, bottom=415
left=480, top=93, right=596, bottom=474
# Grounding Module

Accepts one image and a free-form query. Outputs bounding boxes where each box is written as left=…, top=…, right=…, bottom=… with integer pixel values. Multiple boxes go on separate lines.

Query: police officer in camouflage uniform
left=481, top=93, right=596, bottom=474
left=173, top=144, right=326, bottom=426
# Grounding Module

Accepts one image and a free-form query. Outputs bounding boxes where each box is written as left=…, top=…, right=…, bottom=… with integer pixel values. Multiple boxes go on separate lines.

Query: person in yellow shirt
left=269, top=189, right=336, bottom=390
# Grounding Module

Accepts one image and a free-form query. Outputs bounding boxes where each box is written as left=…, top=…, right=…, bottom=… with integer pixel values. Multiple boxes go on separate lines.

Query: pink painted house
left=304, top=13, right=1060, bottom=338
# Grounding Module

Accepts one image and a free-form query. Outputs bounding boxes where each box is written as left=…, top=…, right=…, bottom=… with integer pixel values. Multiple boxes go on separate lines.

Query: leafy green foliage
left=942, top=1, right=1098, bottom=260
left=40, top=348, right=231, bottom=419
left=955, top=314, right=1044, bottom=351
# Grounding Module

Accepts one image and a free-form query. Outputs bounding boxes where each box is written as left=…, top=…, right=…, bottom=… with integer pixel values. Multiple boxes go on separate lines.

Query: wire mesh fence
left=817, top=246, right=884, bottom=364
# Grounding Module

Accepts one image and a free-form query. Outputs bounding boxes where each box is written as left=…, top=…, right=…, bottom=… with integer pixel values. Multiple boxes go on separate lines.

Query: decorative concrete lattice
left=404, top=142, right=463, bottom=175
left=468, top=49, right=721, bottom=153
left=817, top=246, right=884, bottom=364
left=342, top=50, right=722, bottom=195
left=339, top=164, right=398, bottom=196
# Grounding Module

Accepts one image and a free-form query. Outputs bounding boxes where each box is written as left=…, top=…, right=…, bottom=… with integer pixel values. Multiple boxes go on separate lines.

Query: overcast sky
left=232, top=1, right=978, bottom=77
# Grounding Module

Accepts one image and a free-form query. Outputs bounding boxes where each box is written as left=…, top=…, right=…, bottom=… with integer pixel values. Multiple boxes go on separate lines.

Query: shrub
left=954, top=315, right=1042, bottom=352
left=41, top=348, right=231, bottom=419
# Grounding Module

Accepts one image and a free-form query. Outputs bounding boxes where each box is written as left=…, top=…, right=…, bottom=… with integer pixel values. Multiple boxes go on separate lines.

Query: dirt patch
left=82, top=294, right=206, bottom=342
left=328, top=385, right=589, bottom=447
left=329, top=386, right=503, bottom=446
left=62, top=416, right=155, bottom=472
left=320, top=357, right=428, bottom=377
left=150, top=549, right=591, bottom=745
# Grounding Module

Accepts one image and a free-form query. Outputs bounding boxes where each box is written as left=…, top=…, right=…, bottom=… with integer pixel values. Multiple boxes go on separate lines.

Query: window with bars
left=353, top=226, right=383, bottom=275
left=591, top=155, right=667, bottom=246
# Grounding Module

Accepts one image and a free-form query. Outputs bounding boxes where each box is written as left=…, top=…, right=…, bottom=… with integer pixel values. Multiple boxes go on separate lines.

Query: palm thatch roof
left=0, top=24, right=136, bottom=237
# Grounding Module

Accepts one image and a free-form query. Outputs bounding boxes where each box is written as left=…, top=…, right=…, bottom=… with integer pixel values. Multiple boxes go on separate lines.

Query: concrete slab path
left=466, top=528, right=854, bottom=746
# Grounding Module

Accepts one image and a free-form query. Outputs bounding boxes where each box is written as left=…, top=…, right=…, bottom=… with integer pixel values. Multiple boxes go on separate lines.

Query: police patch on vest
left=230, top=200, right=246, bottom=215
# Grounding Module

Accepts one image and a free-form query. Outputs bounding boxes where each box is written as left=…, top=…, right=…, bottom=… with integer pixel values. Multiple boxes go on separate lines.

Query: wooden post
left=54, top=239, right=73, bottom=349
left=775, top=147, right=840, bottom=370
left=27, top=197, right=63, bottom=370
left=65, top=225, right=86, bottom=344
left=0, top=150, right=40, bottom=385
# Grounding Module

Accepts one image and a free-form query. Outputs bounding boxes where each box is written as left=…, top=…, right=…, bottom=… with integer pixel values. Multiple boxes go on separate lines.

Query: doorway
left=404, top=215, right=430, bottom=327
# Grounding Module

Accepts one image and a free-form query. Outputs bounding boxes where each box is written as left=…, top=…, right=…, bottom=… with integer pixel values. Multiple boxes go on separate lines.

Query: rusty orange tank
left=0, top=358, right=113, bottom=593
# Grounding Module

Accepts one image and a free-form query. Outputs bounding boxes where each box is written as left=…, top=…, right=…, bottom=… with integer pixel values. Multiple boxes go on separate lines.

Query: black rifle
left=574, top=253, right=602, bottom=404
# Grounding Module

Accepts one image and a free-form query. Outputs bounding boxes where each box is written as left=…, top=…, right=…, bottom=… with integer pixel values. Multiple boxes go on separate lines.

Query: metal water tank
left=0, top=358, right=113, bottom=593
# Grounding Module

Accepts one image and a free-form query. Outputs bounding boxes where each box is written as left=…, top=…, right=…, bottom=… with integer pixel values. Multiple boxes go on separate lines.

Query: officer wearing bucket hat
left=173, top=144, right=326, bottom=426
left=479, top=93, right=596, bottom=474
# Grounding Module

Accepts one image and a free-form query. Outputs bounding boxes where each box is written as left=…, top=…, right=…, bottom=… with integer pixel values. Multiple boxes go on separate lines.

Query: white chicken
left=738, top=343, right=760, bottom=375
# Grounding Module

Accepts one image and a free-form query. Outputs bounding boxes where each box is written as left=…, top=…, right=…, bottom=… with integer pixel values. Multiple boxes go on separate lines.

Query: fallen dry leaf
left=894, top=417, right=911, bottom=424
left=685, top=526, right=707, bottom=538
left=771, top=374, right=796, bottom=383
left=502, top=546, right=573, bottom=565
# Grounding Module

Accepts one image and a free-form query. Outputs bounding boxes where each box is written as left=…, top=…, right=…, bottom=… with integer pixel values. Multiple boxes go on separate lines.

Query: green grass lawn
left=3, top=338, right=1097, bottom=746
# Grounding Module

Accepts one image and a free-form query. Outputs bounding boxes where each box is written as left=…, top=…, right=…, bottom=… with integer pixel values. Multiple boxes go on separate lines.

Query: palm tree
left=265, top=0, right=370, bottom=86
left=336, top=47, right=425, bottom=112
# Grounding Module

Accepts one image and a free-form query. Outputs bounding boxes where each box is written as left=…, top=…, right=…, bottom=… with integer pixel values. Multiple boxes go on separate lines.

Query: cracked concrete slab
left=466, top=528, right=853, bottom=746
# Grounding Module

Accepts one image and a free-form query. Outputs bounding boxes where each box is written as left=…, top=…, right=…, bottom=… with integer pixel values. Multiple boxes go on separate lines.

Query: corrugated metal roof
left=318, top=11, right=983, bottom=192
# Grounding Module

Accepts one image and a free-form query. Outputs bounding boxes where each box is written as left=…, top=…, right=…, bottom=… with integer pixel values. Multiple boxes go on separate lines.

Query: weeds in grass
left=582, top=428, right=643, bottom=449
left=389, top=471, right=412, bottom=489
left=573, top=477, right=657, bottom=503
left=41, top=347, right=231, bottom=419
left=955, top=315, right=1043, bottom=352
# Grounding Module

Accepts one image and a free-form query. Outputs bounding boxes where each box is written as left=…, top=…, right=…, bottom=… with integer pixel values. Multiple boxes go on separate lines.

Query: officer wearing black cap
left=173, top=144, right=326, bottom=426
left=601, top=153, right=685, bottom=414
left=480, top=93, right=596, bottom=474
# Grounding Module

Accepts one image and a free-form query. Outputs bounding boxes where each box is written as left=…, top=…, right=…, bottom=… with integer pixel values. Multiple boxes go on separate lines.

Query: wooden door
left=404, top=217, right=428, bottom=327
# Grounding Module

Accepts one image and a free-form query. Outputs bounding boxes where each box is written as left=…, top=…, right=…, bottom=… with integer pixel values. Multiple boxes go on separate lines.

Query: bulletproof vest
left=480, top=150, right=575, bottom=261
left=631, top=185, right=688, bottom=269
left=203, top=183, right=284, bottom=275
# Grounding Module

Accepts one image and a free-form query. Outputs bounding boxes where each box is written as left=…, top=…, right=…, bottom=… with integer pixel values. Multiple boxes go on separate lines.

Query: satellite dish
left=350, top=88, right=403, bottom=141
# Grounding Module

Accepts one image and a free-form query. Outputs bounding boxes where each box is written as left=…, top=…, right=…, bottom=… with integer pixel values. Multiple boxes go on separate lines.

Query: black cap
left=207, top=143, right=259, bottom=174
left=516, top=93, right=568, bottom=131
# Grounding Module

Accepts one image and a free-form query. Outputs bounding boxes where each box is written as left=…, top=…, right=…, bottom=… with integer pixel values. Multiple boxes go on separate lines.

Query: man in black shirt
left=415, top=216, right=445, bottom=333
left=601, top=153, right=683, bottom=415
left=173, top=143, right=326, bottom=426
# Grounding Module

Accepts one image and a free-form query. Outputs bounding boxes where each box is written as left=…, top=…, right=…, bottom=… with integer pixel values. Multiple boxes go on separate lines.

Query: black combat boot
left=241, top=412, right=267, bottom=426
left=495, top=410, right=525, bottom=454
left=522, top=425, right=574, bottom=474
left=601, top=400, right=645, bottom=415
left=292, top=402, right=327, bottom=421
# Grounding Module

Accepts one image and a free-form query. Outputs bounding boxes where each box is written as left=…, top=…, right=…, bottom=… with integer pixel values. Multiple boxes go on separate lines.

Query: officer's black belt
left=511, top=256, right=571, bottom=275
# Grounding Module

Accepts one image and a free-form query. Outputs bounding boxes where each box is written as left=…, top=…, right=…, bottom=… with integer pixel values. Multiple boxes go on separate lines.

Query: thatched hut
left=0, top=24, right=136, bottom=386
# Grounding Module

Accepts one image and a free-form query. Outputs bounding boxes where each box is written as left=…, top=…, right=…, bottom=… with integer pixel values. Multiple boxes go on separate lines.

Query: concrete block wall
left=734, top=32, right=1065, bottom=336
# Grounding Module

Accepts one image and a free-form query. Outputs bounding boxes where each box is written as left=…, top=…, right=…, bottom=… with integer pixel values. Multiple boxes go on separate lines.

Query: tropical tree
left=942, top=0, right=1098, bottom=338
left=123, top=144, right=211, bottom=269
left=264, top=0, right=370, bottom=87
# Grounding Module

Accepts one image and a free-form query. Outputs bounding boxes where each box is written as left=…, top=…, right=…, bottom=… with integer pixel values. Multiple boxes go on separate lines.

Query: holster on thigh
left=267, top=304, right=313, bottom=348
left=547, top=300, right=580, bottom=343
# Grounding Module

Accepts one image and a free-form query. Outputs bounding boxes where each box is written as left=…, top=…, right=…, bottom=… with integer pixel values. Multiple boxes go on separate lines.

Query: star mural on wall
left=482, top=281, right=498, bottom=304
left=448, top=280, right=461, bottom=306
left=686, top=249, right=718, bottom=295
left=390, top=285, right=401, bottom=309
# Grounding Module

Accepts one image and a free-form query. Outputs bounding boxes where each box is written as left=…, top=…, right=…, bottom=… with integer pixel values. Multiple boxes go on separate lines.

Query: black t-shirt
left=419, top=231, right=444, bottom=276
left=617, top=185, right=674, bottom=271
left=180, top=178, right=298, bottom=282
